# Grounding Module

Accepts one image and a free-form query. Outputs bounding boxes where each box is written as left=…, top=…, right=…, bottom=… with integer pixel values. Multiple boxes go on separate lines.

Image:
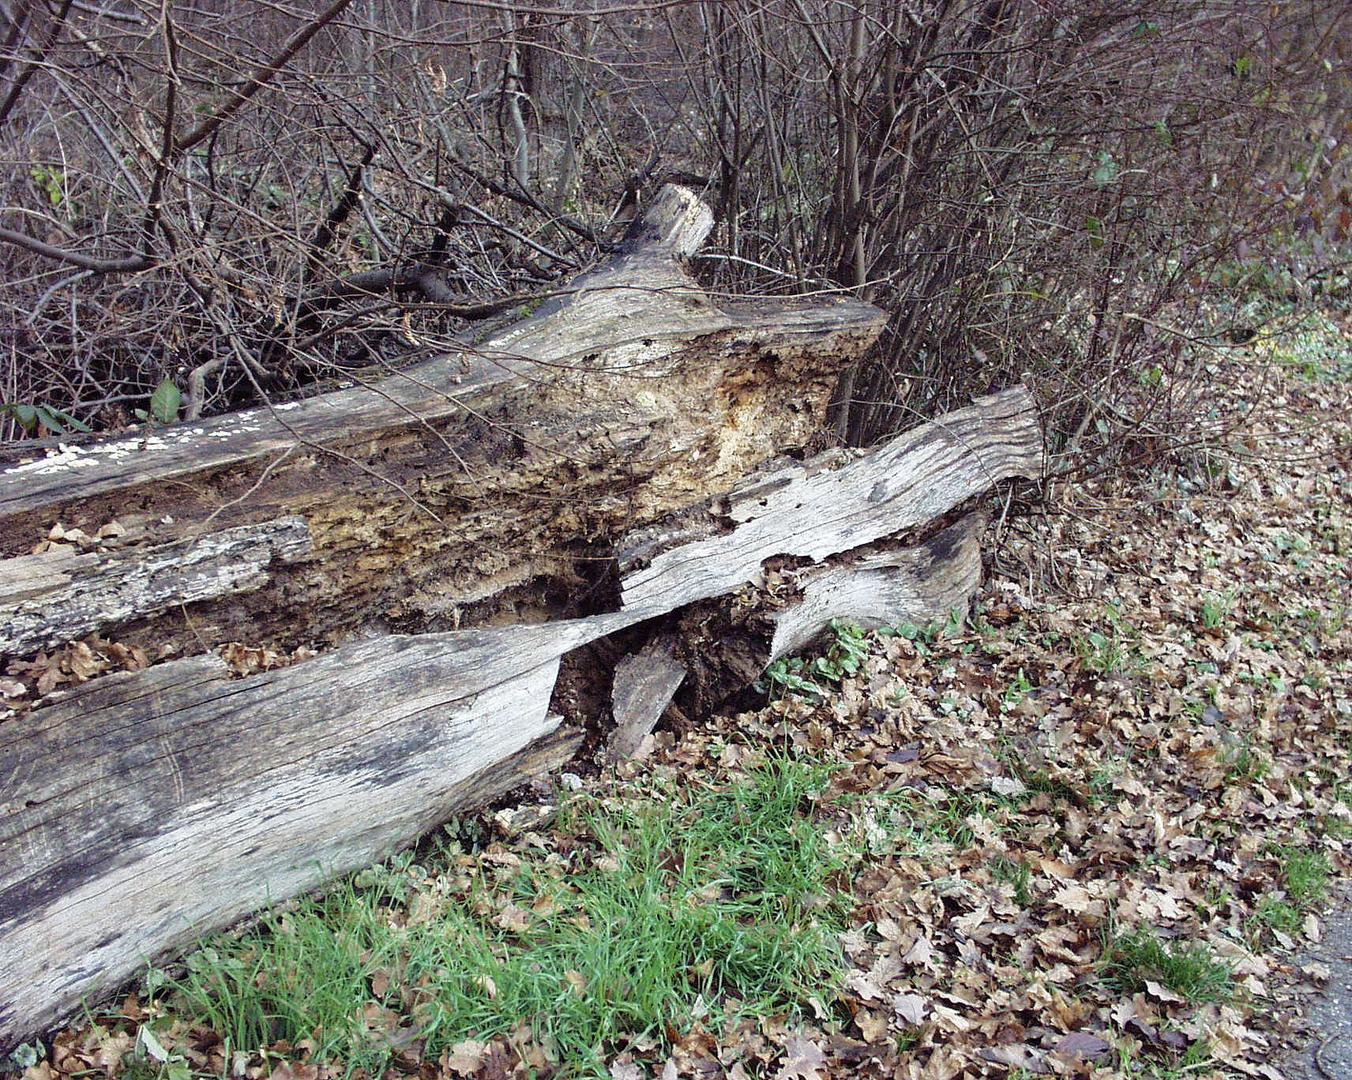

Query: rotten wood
left=0, top=517, right=311, bottom=658
left=767, top=511, right=986, bottom=662
left=0, top=177, right=1045, bottom=1046
left=665, top=513, right=989, bottom=716
left=618, top=385, right=1040, bottom=612
left=0, top=185, right=887, bottom=659
left=607, top=636, right=686, bottom=760
left=0, top=625, right=585, bottom=1040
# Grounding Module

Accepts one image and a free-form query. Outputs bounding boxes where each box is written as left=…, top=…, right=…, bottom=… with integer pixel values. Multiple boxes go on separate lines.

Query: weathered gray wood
left=0, top=517, right=311, bottom=660
left=0, top=186, right=887, bottom=658
left=619, top=385, right=1040, bottom=611
left=0, top=626, right=584, bottom=1041
left=608, top=637, right=686, bottom=760
left=768, top=512, right=986, bottom=661
left=667, top=514, right=990, bottom=714
left=0, top=387, right=1043, bottom=1046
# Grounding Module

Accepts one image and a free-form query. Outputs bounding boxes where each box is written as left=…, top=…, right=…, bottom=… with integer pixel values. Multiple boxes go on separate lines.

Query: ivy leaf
left=150, top=378, right=182, bottom=424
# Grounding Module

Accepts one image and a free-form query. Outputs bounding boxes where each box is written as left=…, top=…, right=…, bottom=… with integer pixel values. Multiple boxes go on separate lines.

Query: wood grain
left=0, top=632, right=578, bottom=1040
left=620, top=386, right=1041, bottom=611
left=608, top=637, right=686, bottom=760
left=0, top=382, right=1042, bottom=1046
left=768, top=513, right=986, bottom=660
left=0, top=186, right=886, bottom=658
left=0, top=517, right=311, bottom=659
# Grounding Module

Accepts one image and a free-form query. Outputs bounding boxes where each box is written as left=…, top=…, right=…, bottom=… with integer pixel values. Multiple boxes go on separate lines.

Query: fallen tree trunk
left=0, top=185, right=886, bottom=656
left=0, top=184, right=1045, bottom=1047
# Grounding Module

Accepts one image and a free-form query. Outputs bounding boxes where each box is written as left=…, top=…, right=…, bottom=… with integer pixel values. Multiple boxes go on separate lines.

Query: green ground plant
left=152, top=758, right=856, bottom=1079
left=1277, top=846, right=1332, bottom=908
left=990, top=856, right=1033, bottom=906
left=1098, top=927, right=1232, bottom=1004
left=758, top=619, right=869, bottom=700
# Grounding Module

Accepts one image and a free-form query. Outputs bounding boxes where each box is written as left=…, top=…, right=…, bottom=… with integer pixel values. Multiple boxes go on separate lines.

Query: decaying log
left=618, top=386, right=1040, bottom=611
left=0, top=627, right=586, bottom=1039
left=767, top=511, right=986, bottom=661
left=664, top=513, right=988, bottom=714
left=0, top=173, right=1047, bottom=1048
left=0, top=380, right=1043, bottom=1046
left=607, top=636, right=686, bottom=760
left=0, top=517, right=311, bottom=658
left=0, top=185, right=886, bottom=659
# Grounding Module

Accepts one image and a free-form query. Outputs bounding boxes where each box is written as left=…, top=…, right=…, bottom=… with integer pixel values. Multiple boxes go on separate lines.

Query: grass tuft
left=1098, top=927, right=1232, bottom=1004
left=154, top=757, right=851, bottom=1078
left=990, top=856, right=1033, bottom=906
left=1278, top=846, right=1331, bottom=908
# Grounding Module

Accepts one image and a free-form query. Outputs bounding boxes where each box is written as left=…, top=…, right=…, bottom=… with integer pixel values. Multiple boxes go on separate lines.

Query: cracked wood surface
left=0, top=632, right=580, bottom=1041
left=0, top=517, right=311, bottom=660
left=607, top=636, right=686, bottom=760
left=767, top=512, right=987, bottom=662
left=0, top=374, right=1042, bottom=1045
left=0, top=186, right=886, bottom=657
left=618, top=386, right=1041, bottom=612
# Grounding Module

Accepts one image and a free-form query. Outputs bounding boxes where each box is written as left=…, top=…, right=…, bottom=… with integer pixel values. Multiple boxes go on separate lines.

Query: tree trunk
left=0, top=186, right=1045, bottom=1047
left=0, top=185, right=886, bottom=657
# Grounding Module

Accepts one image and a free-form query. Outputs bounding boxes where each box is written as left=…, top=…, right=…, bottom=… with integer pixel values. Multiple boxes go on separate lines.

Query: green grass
left=1098, top=928, right=1232, bottom=1004
left=1261, top=310, right=1352, bottom=383
left=1324, top=784, right=1352, bottom=838
left=1278, top=846, right=1332, bottom=908
left=1220, top=737, right=1271, bottom=785
left=154, top=757, right=853, bottom=1079
left=995, top=739, right=1082, bottom=804
left=991, top=856, right=1033, bottom=906
left=1115, top=1036, right=1216, bottom=1079
left=1247, top=895, right=1303, bottom=940
left=1199, top=591, right=1234, bottom=631
left=843, top=785, right=987, bottom=857
left=1074, top=616, right=1140, bottom=675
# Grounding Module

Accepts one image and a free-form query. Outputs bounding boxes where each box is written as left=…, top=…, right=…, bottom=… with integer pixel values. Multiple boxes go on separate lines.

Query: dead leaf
left=891, top=992, right=928, bottom=1028
left=1053, top=1032, right=1111, bottom=1062
left=776, top=1035, right=826, bottom=1080
left=268, top=1064, right=319, bottom=1080
left=444, top=1039, right=487, bottom=1075
left=494, top=904, right=532, bottom=932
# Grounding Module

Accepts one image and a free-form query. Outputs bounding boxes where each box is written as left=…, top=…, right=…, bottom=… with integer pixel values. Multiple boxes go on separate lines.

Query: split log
left=0, top=377, right=1042, bottom=1046
left=767, top=511, right=986, bottom=661
left=0, top=517, right=311, bottom=658
left=607, top=637, right=686, bottom=760
left=664, top=513, right=988, bottom=714
left=618, top=386, right=1040, bottom=611
left=0, top=175, right=1045, bottom=1045
left=0, top=627, right=587, bottom=1040
left=0, top=185, right=886, bottom=659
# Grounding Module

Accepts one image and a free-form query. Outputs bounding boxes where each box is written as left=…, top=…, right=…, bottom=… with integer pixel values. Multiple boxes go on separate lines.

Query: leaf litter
left=6, top=345, right=1351, bottom=1079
